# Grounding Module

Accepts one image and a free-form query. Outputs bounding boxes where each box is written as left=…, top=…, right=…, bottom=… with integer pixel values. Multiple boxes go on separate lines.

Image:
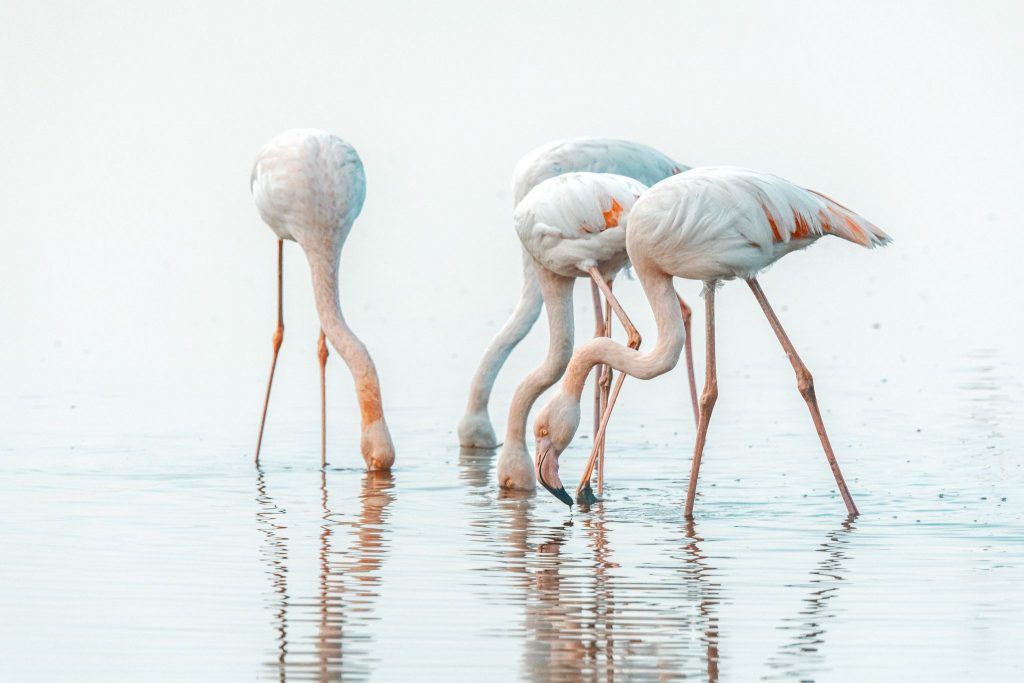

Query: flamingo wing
left=671, top=166, right=891, bottom=250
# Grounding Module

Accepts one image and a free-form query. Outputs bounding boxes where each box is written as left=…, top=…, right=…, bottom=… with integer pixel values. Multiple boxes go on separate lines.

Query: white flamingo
left=251, top=129, right=394, bottom=471
left=459, top=138, right=697, bottom=469
left=498, top=172, right=700, bottom=497
left=532, top=167, right=891, bottom=515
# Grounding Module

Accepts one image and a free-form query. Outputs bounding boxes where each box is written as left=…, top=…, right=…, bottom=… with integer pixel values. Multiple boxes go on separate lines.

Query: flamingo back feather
left=512, top=138, right=687, bottom=205
left=749, top=171, right=891, bottom=248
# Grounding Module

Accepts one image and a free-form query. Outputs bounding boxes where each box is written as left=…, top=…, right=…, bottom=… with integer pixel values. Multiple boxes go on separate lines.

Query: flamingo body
left=459, top=138, right=689, bottom=450
left=511, top=138, right=685, bottom=205
left=252, top=129, right=366, bottom=247
left=515, top=172, right=647, bottom=278
left=628, top=167, right=890, bottom=282
left=251, top=129, right=394, bottom=470
left=533, top=167, right=889, bottom=512
left=496, top=172, right=651, bottom=490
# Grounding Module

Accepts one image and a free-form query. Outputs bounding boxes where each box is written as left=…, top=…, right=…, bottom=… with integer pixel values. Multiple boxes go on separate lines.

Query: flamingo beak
left=536, top=436, right=573, bottom=508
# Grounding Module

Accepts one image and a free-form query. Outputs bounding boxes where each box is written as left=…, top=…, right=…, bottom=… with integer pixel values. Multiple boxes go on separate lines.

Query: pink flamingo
left=459, top=138, right=698, bottom=488
left=250, top=129, right=394, bottom=471
left=498, top=172, right=700, bottom=499
left=532, top=167, right=890, bottom=514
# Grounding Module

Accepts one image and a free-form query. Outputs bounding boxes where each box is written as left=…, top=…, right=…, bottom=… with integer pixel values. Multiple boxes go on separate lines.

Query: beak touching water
left=536, top=436, right=573, bottom=508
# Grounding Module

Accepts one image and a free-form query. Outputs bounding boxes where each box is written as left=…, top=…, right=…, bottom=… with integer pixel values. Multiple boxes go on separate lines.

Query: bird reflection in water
left=255, top=466, right=290, bottom=680
left=762, top=515, right=857, bottom=680
left=680, top=520, right=721, bottom=682
left=458, top=446, right=496, bottom=490
left=459, top=448, right=722, bottom=681
left=255, top=467, right=394, bottom=681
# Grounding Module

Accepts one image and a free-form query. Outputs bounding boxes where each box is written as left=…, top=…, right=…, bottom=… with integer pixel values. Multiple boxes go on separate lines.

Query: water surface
left=3, top=345, right=1021, bottom=681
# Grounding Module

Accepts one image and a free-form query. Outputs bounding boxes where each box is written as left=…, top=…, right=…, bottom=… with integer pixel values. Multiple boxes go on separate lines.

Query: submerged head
left=457, top=410, right=499, bottom=450
left=533, top=390, right=583, bottom=507
left=361, top=420, right=396, bottom=472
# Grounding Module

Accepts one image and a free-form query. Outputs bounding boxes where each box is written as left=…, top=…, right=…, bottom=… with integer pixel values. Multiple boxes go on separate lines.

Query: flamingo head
left=533, top=390, right=581, bottom=508
left=361, top=420, right=396, bottom=472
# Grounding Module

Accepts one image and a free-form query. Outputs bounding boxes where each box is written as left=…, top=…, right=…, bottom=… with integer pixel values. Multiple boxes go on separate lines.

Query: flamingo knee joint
left=700, top=385, right=719, bottom=410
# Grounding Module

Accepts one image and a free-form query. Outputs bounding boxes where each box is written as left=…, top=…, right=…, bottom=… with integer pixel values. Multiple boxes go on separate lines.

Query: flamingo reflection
left=762, top=515, right=857, bottom=680
left=459, top=450, right=721, bottom=680
left=679, top=520, right=722, bottom=681
left=255, top=466, right=289, bottom=680
left=255, top=469, right=394, bottom=681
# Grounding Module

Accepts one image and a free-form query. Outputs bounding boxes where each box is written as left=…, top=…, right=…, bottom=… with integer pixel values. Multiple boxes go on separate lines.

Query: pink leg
left=677, top=293, right=700, bottom=426
left=590, top=280, right=605, bottom=450
left=685, top=283, right=719, bottom=518
left=318, top=329, right=329, bottom=468
left=576, top=268, right=641, bottom=506
left=747, top=278, right=859, bottom=516
left=255, top=240, right=285, bottom=465
left=597, top=292, right=613, bottom=495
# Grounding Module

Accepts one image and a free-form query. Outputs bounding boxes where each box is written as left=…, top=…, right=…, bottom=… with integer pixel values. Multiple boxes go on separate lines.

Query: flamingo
left=250, top=129, right=394, bottom=471
left=459, top=138, right=698, bottom=479
left=498, top=172, right=699, bottom=498
left=532, top=166, right=890, bottom=515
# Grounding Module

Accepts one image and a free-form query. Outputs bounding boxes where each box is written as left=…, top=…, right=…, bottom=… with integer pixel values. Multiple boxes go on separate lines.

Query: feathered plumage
left=459, top=137, right=691, bottom=459
left=249, top=129, right=394, bottom=471
left=511, top=137, right=687, bottom=205
left=514, top=172, right=648, bottom=278
left=532, top=165, right=889, bottom=515
left=629, top=167, right=891, bottom=281
left=251, top=129, right=366, bottom=246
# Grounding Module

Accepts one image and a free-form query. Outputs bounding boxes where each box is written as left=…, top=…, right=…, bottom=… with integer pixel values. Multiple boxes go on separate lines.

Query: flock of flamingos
left=249, top=128, right=890, bottom=518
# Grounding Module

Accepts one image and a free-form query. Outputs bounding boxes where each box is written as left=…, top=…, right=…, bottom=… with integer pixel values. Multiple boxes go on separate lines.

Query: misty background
left=2, top=1, right=1022, bottom=460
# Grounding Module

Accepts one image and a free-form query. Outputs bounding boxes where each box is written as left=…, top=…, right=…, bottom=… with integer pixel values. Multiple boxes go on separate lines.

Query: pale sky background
left=2, top=1, right=1022, bottom=455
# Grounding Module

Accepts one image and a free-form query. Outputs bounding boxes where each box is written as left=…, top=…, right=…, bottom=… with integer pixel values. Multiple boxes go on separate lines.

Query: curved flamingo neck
left=463, top=248, right=544, bottom=415
left=503, top=271, right=575, bottom=446
left=561, top=267, right=684, bottom=400
left=304, top=243, right=388, bottom=430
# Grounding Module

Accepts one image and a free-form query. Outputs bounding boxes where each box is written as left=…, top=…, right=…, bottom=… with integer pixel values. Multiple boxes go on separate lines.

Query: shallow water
left=3, top=343, right=1022, bottom=682
left=3, top=2, right=1024, bottom=680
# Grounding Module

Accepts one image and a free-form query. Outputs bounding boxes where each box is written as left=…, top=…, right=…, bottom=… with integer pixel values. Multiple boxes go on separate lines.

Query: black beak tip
left=554, top=487, right=574, bottom=508
left=540, top=478, right=574, bottom=508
